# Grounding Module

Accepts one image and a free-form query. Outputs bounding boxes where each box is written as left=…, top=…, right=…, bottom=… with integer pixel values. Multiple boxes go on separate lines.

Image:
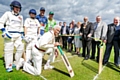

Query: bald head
left=84, top=16, right=88, bottom=20
left=114, top=16, right=120, bottom=25
left=114, top=17, right=120, bottom=21
left=84, top=17, right=88, bottom=23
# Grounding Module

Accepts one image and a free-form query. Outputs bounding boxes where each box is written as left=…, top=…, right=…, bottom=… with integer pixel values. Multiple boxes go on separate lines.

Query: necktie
left=94, top=23, right=98, bottom=30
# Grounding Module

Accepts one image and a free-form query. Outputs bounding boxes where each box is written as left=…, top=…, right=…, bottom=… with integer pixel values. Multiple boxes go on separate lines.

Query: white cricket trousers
left=4, top=37, right=24, bottom=69
left=45, top=48, right=55, bottom=63
left=23, top=46, right=43, bottom=75
left=25, top=36, right=37, bottom=62
left=23, top=46, right=55, bottom=75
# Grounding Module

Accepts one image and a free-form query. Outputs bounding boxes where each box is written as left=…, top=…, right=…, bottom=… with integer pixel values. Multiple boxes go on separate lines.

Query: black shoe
left=96, top=57, right=99, bottom=63
left=96, top=59, right=99, bottom=63
left=102, top=62, right=107, bottom=66
left=90, top=56, right=95, bottom=59
left=82, top=54, right=85, bottom=57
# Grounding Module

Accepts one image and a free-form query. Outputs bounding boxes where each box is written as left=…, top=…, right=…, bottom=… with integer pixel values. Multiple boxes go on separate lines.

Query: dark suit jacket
left=67, top=27, right=74, bottom=34
left=67, top=26, right=74, bottom=40
left=106, top=23, right=120, bottom=43
left=80, top=22, right=94, bottom=41
left=60, top=26, right=69, bottom=35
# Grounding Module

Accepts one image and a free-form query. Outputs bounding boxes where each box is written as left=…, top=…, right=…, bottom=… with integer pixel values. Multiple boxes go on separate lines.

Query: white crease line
left=93, top=65, right=106, bottom=80
left=39, top=75, right=47, bottom=80
left=40, top=55, right=76, bottom=80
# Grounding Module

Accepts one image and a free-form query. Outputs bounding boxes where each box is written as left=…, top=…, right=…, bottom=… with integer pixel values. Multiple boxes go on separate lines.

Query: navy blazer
left=106, top=23, right=120, bottom=43
left=66, top=26, right=74, bottom=40
left=67, top=27, right=74, bottom=34
left=60, top=26, right=69, bottom=35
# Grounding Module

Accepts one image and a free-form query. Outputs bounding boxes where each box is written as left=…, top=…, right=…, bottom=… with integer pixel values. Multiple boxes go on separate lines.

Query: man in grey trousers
left=90, top=15, right=108, bottom=62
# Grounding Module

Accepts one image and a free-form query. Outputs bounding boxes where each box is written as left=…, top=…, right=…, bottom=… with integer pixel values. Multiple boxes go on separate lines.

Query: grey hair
left=53, top=25, right=61, bottom=29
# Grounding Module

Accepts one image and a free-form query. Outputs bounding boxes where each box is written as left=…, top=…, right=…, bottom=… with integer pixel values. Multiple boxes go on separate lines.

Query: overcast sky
left=0, top=0, right=120, bottom=24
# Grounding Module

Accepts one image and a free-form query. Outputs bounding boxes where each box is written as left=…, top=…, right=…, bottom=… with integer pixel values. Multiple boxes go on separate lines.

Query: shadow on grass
left=53, top=68, right=70, bottom=77
left=0, top=57, right=4, bottom=61
left=106, top=62, right=120, bottom=73
left=42, top=58, right=47, bottom=66
left=0, top=57, right=5, bottom=67
left=81, top=59, right=98, bottom=73
left=0, top=57, right=4, bottom=63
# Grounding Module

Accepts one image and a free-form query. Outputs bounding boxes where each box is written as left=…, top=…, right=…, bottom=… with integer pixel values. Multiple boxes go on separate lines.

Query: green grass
left=0, top=33, right=120, bottom=80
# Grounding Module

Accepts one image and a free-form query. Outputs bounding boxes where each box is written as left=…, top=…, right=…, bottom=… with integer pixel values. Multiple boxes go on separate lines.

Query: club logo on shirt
left=11, top=20, right=21, bottom=24
left=30, top=24, right=38, bottom=27
left=18, top=16, right=22, bottom=21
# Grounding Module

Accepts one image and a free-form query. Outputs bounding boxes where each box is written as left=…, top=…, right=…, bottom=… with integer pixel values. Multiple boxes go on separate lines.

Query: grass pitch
left=0, top=33, right=120, bottom=80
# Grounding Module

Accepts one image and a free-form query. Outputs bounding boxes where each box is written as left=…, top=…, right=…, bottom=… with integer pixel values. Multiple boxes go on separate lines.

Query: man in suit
left=80, top=17, right=94, bottom=60
left=90, top=16, right=108, bottom=62
left=60, top=22, right=68, bottom=50
left=103, top=17, right=120, bottom=67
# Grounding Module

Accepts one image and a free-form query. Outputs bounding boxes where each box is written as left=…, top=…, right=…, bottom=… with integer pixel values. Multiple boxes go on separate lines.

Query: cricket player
left=23, top=9, right=40, bottom=64
left=17, top=25, right=61, bottom=75
left=0, top=1, right=24, bottom=72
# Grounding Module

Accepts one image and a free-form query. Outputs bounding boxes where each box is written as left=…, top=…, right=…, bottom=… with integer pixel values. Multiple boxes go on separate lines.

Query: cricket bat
left=98, top=42, right=103, bottom=74
left=57, top=46, right=74, bottom=77
left=91, top=37, right=103, bottom=74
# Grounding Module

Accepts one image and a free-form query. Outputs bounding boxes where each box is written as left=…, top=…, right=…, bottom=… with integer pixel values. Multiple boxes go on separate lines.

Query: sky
left=0, top=0, right=120, bottom=25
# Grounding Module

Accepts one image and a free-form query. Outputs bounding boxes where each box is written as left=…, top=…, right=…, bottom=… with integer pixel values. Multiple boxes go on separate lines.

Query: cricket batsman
left=0, top=1, right=24, bottom=72
left=16, top=25, right=61, bottom=75
left=23, top=9, right=40, bottom=65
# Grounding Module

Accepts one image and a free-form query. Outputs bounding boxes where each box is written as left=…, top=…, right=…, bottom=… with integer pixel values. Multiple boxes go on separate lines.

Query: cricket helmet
left=29, top=9, right=36, bottom=15
left=10, top=1, right=22, bottom=11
